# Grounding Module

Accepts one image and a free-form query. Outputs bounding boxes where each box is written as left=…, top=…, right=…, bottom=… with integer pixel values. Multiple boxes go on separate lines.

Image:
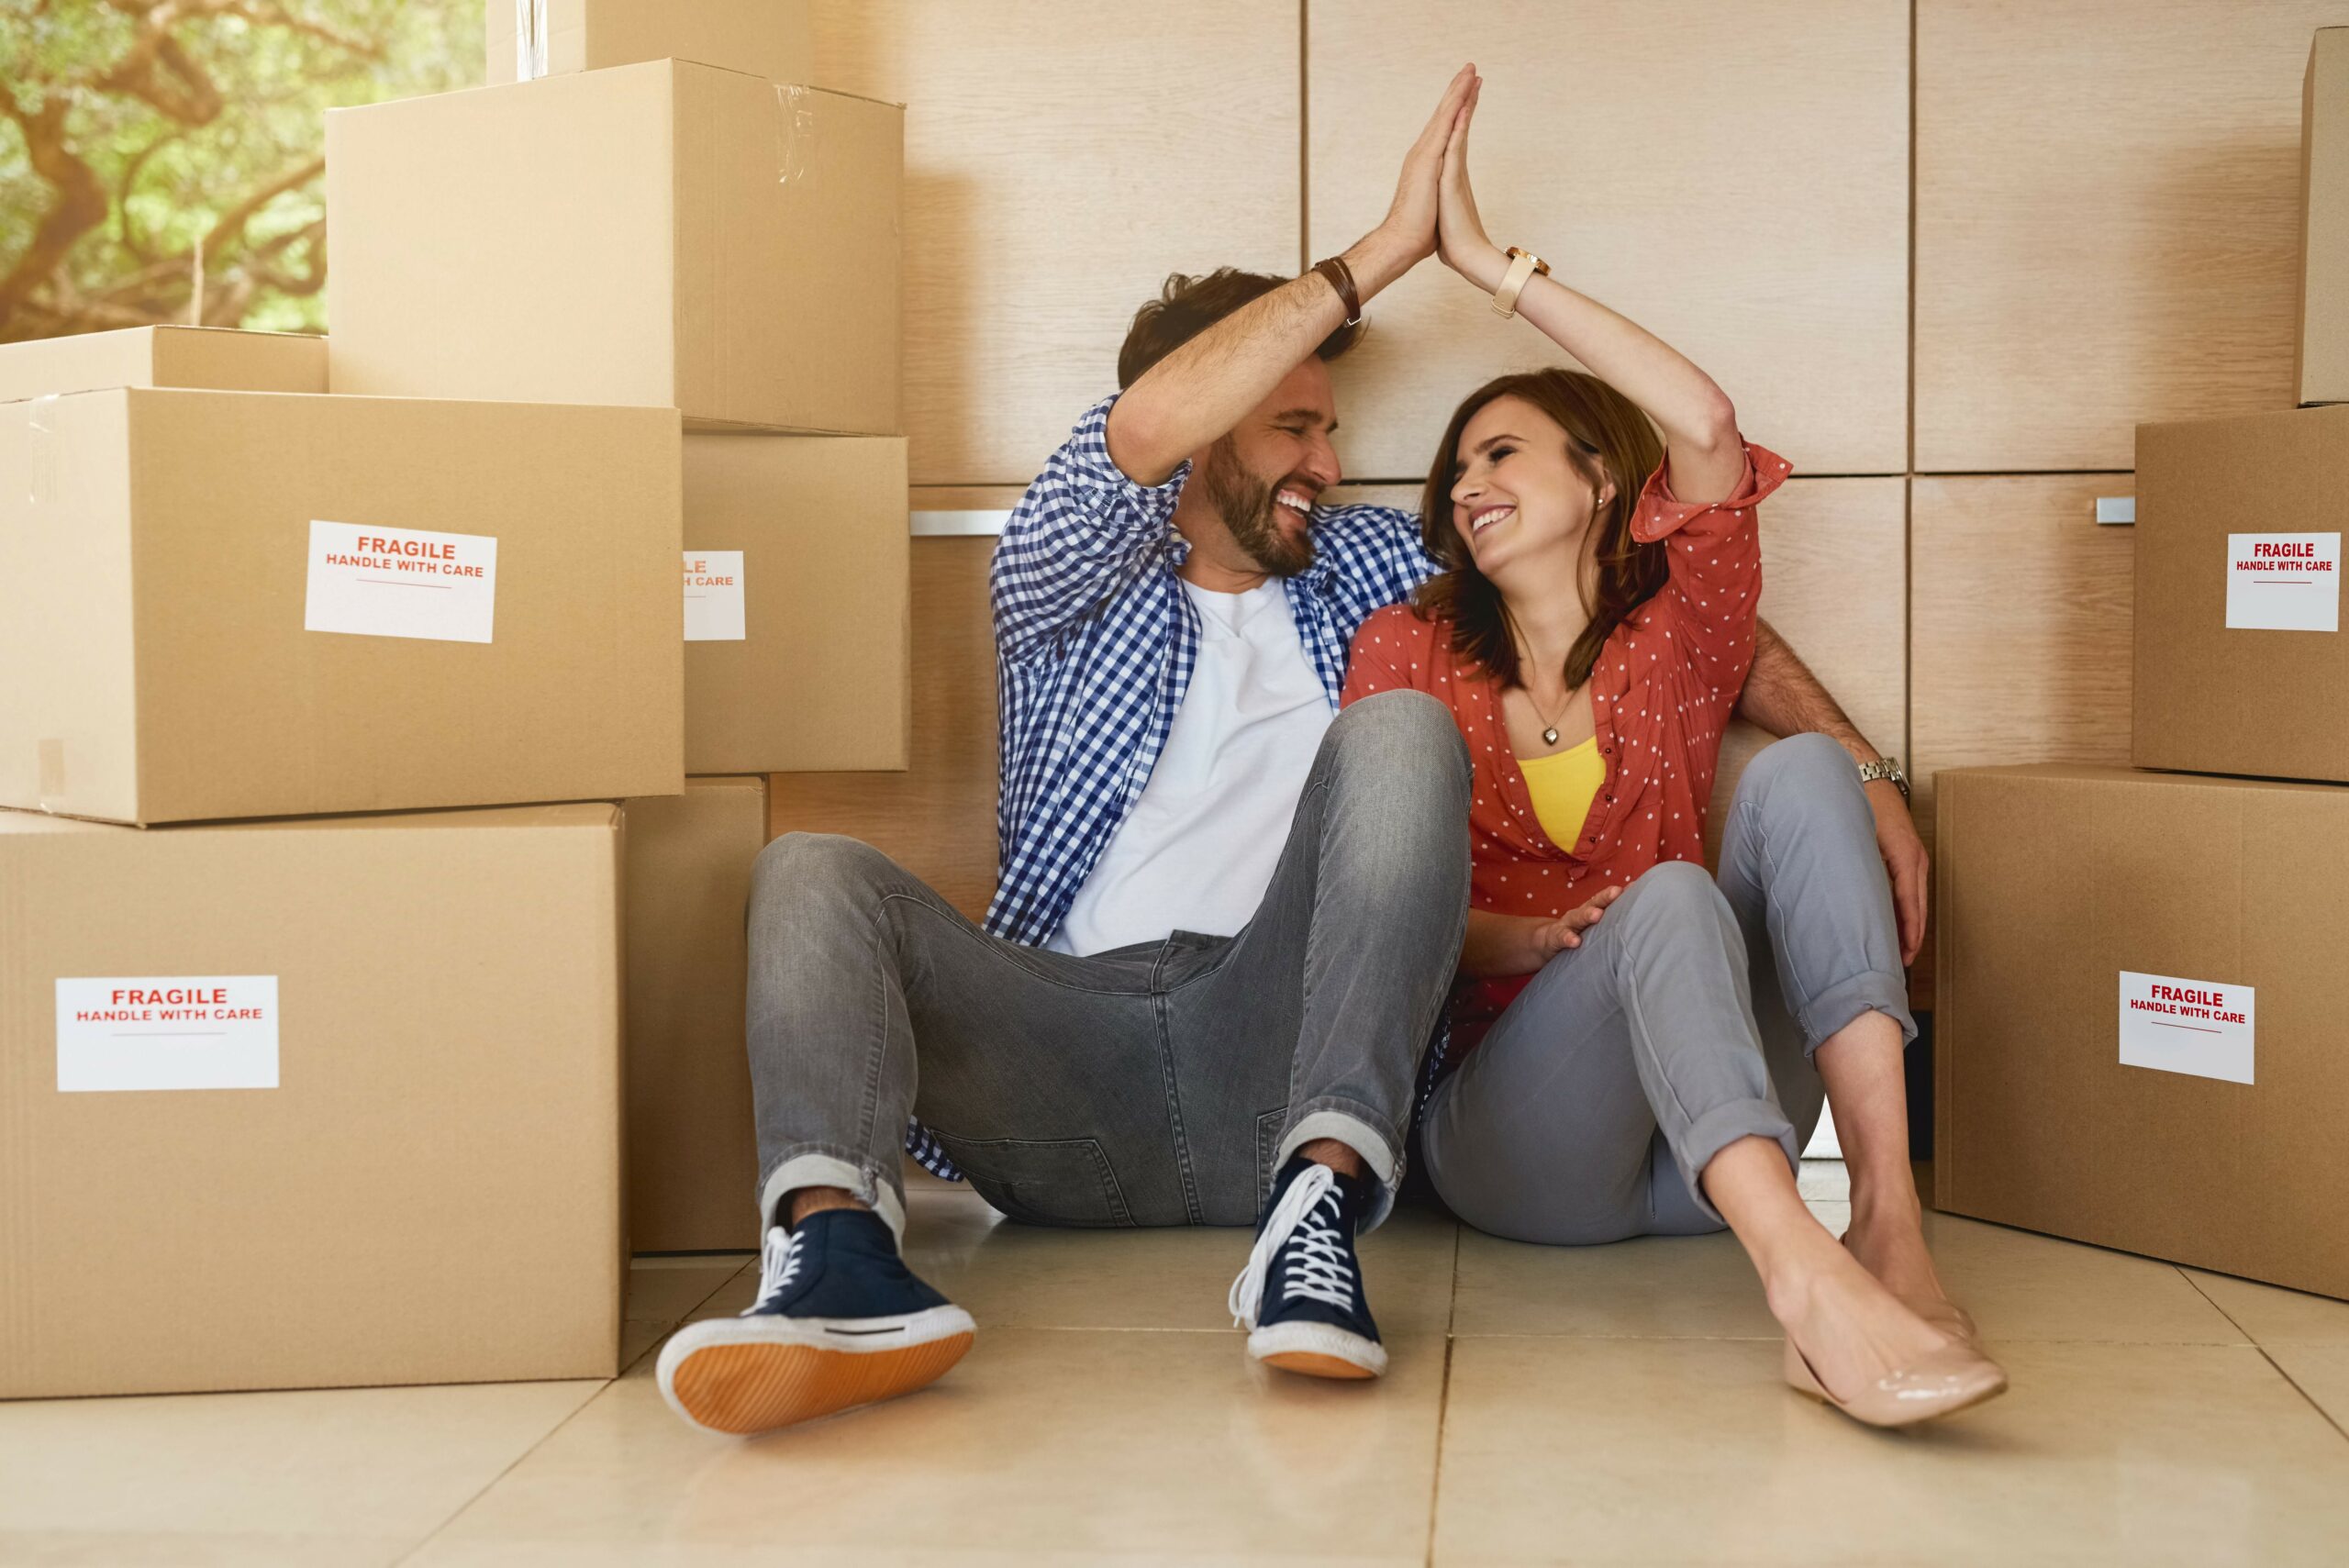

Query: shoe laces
left=744, top=1224, right=805, bottom=1316
left=1228, top=1162, right=1356, bottom=1328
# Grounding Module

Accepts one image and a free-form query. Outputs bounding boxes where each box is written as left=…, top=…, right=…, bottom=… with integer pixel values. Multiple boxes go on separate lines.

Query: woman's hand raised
left=1437, top=72, right=1508, bottom=292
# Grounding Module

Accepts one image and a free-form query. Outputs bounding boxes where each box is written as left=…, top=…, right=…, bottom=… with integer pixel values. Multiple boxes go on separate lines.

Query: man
left=656, top=65, right=1926, bottom=1438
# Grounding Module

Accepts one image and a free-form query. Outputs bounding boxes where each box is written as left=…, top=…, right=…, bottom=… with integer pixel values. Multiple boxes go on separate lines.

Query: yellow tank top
left=1518, top=737, right=1607, bottom=848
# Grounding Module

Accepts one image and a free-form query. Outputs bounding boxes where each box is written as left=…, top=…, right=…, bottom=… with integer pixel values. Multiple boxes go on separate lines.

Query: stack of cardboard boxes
left=1933, top=28, right=2349, bottom=1304
left=0, top=0, right=908, bottom=1397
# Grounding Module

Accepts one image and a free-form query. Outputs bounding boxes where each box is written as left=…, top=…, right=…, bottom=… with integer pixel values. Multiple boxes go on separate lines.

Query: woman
left=1343, top=76, right=2005, bottom=1427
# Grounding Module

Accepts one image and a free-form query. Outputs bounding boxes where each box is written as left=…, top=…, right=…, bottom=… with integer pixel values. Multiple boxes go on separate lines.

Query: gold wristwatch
left=1491, top=246, right=1551, bottom=317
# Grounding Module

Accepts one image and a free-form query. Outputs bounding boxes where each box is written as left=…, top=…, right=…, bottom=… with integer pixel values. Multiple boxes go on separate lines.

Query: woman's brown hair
left=1414, top=368, right=1668, bottom=693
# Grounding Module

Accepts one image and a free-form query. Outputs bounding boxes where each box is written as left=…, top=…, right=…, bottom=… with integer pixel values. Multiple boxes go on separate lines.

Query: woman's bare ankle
left=1766, top=1236, right=1950, bottom=1392
left=1753, top=1220, right=1847, bottom=1330
left=1842, top=1183, right=1947, bottom=1295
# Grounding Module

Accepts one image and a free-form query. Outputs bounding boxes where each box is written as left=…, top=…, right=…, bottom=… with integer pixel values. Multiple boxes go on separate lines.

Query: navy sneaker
left=657, top=1208, right=975, bottom=1435
left=1227, top=1157, right=1386, bottom=1379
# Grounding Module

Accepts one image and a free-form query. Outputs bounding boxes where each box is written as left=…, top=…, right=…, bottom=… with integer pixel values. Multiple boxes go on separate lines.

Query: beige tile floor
left=6, top=1163, right=2347, bottom=1566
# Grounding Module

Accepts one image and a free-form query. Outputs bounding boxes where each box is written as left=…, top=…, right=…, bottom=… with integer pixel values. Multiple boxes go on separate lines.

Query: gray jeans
left=1422, top=733, right=1917, bottom=1245
left=744, top=691, right=1473, bottom=1240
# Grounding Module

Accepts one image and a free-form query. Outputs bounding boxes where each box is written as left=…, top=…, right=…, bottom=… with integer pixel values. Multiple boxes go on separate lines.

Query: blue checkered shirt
left=903, top=392, right=1441, bottom=1179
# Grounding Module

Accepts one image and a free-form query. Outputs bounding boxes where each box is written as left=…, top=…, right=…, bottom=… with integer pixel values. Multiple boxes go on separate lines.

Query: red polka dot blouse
left=1340, top=438, right=1790, bottom=1059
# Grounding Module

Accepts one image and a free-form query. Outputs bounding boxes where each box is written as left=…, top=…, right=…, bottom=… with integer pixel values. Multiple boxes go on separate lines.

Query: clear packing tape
left=16, top=395, right=65, bottom=807
left=774, top=83, right=826, bottom=187
left=510, top=3, right=832, bottom=191
left=24, top=392, right=56, bottom=508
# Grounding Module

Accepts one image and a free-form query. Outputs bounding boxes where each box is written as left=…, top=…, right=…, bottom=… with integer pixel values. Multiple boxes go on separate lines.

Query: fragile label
left=306, top=520, right=498, bottom=643
left=2118, top=970, right=2254, bottom=1085
left=683, top=550, right=746, bottom=641
left=54, top=976, right=280, bottom=1092
left=2225, top=532, right=2339, bottom=632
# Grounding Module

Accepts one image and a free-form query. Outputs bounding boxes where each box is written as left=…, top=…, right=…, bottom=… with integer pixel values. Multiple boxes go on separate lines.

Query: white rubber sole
left=656, top=1304, right=977, bottom=1435
left=1246, top=1319, right=1388, bottom=1380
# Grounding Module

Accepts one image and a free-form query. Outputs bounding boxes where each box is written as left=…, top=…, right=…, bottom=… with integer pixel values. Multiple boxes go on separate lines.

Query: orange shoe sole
left=1261, top=1349, right=1379, bottom=1380
left=667, top=1330, right=974, bottom=1435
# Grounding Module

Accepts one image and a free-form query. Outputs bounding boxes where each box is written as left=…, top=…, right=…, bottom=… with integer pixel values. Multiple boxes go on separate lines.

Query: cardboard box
left=1935, top=764, right=2349, bottom=1302
left=2134, top=406, right=2349, bottom=783
left=684, top=433, right=908, bottom=773
left=327, top=61, right=901, bottom=437
left=0, top=388, right=683, bottom=826
left=623, top=777, right=768, bottom=1251
left=0, top=325, right=324, bottom=406
left=0, top=802, right=627, bottom=1397
left=488, top=0, right=811, bottom=86
left=2298, top=28, right=2349, bottom=406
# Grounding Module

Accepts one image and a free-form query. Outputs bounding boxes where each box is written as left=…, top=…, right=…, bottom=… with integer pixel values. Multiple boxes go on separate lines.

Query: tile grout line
left=390, top=1260, right=754, bottom=1567
left=2174, top=1264, right=2252, bottom=1340
left=1422, top=1221, right=1462, bottom=1568
left=387, top=1380, right=608, bottom=1568
left=1442, top=1329, right=2270, bottom=1346
left=1019, top=1324, right=1252, bottom=1335
left=2257, top=1346, right=2349, bottom=1445
left=1423, top=1337, right=1455, bottom=1568
left=2175, top=1266, right=2349, bottom=1444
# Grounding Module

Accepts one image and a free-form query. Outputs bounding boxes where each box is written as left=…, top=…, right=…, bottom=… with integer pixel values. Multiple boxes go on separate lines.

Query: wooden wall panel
left=1701, top=480, right=1908, bottom=869
left=1915, top=0, right=2349, bottom=473
left=807, top=2, right=1300, bottom=487
left=1909, top=474, right=2137, bottom=1004
left=1306, top=0, right=1909, bottom=483
left=769, top=523, right=1002, bottom=919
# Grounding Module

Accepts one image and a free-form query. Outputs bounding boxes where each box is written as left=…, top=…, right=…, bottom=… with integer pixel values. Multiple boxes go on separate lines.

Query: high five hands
left=1373, top=64, right=1475, bottom=272
left=1371, top=65, right=1508, bottom=295
left=1435, top=69, right=1508, bottom=292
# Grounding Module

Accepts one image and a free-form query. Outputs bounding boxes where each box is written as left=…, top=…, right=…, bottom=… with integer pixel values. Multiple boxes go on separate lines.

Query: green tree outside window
left=1, top=0, right=483, bottom=339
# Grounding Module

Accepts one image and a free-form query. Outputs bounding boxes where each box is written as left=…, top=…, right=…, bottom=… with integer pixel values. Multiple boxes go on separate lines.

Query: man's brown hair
left=1413, top=368, right=1670, bottom=694
left=1117, top=268, right=1365, bottom=390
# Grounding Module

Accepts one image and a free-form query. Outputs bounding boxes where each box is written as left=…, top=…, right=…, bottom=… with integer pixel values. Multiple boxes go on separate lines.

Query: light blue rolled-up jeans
left=1422, top=733, right=1918, bottom=1244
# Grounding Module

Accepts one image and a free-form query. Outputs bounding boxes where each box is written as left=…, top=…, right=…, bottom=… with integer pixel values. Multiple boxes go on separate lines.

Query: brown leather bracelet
left=1311, top=256, right=1363, bottom=326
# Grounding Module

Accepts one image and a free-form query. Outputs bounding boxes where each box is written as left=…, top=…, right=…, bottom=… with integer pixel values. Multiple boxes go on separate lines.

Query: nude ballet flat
left=1903, top=1295, right=1984, bottom=1351
left=1782, top=1335, right=2009, bottom=1429
left=1838, top=1234, right=1984, bottom=1352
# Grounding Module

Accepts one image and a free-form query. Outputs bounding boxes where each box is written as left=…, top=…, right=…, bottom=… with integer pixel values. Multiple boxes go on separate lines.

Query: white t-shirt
left=1048, top=578, right=1333, bottom=956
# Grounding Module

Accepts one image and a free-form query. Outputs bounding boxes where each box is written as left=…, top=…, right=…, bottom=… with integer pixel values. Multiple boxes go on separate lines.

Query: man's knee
left=1738, top=733, right=1854, bottom=803
left=1732, top=735, right=1873, bottom=840
left=1327, top=690, right=1471, bottom=802
left=750, top=831, right=894, bottom=916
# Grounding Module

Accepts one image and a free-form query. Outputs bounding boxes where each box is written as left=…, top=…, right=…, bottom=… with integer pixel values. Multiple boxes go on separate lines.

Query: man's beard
left=1201, top=437, right=1314, bottom=577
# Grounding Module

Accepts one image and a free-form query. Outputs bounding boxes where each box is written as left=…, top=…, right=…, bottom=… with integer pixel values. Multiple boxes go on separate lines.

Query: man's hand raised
left=1105, top=62, right=1475, bottom=486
